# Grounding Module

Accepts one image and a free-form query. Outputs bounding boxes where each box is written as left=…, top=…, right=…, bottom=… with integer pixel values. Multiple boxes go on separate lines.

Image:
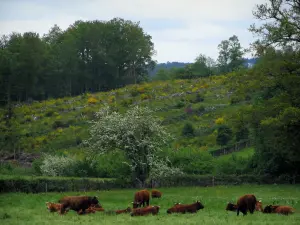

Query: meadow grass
left=1, top=185, right=300, bottom=225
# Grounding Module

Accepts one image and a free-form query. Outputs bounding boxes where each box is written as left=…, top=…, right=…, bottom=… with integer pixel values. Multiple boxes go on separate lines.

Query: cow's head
left=226, top=202, right=237, bottom=211
left=263, top=205, right=273, bottom=213
left=196, top=200, right=204, bottom=209
left=90, top=196, right=99, bottom=205
left=255, top=200, right=263, bottom=212
left=132, top=201, right=140, bottom=208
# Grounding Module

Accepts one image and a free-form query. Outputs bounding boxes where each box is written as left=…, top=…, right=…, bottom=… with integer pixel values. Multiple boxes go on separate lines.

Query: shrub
left=130, top=87, right=139, bottom=97
left=196, top=105, right=205, bottom=114
left=120, top=98, right=133, bottom=107
left=87, top=97, right=98, bottom=104
left=230, top=95, right=243, bottom=104
left=215, top=117, right=225, bottom=125
left=40, top=154, right=76, bottom=177
left=45, top=109, right=56, bottom=117
left=52, top=120, right=69, bottom=129
left=182, top=122, right=195, bottom=137
left=216, top=125, right=233, bottom=146
left=175, top=101, right=185, bottom=108
left=140, top=93, right=151, bottom=100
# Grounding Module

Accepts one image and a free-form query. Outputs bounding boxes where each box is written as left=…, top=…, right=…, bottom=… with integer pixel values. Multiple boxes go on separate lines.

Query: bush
left=52, top=120, right=69, bottom=129
left=88, top=97, right=98, bottom=104
left=230, top=95, right=243, bottom=104
left=120, top=98, right=133, bottom=107
left=182, top=122, right=195, bottom=137
left=216, top=125, right=233, bottom=146
left=40, top=154, right=76, bottom=177
left=175, top=101, right=185, bottom=108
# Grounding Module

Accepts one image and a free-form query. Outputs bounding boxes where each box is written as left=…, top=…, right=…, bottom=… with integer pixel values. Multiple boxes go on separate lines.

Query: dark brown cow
left=58, top=196, right=99, bottom=215
left=264, top=205, right=295, bottom=215
left=130, top=205, right=160, bottom=216
left=151, top=189, right=162, bottom=198
left=132, top=189, right=150, bottom=208
left=167, top=201, right=204, bottom=214
left=226, top=200, right=263, bottom=213
left=236, top=194, right=257, bottom=216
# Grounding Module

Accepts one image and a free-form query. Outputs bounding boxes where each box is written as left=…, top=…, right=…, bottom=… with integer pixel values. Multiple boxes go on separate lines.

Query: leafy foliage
left=84, top=105, right=175, bottom=184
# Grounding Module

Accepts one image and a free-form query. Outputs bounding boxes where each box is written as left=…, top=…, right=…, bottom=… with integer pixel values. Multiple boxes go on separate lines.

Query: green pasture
left=1, top=185, right=300, bottom=225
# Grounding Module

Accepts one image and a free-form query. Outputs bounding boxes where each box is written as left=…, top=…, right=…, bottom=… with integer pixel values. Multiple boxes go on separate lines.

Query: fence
left=210, top=139, right=252, bottom=157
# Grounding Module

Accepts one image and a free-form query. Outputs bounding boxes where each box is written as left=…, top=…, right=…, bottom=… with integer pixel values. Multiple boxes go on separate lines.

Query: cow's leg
left=60, top=205, right=67, bottom=215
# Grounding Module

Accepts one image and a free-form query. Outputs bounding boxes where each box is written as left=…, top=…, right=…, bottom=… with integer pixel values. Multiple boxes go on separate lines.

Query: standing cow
left=132, top=189, right=150, bottom=208
left=236, top=194, right=258, bottom=216
left=58, top=196, right=99, bottom=215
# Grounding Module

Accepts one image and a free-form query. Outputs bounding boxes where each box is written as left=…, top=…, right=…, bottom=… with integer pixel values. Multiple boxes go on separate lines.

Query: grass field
left=1, top=185, right=300, bottom=225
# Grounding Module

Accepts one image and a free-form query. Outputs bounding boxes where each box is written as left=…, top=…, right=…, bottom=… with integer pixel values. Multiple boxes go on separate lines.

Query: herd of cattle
left=46, top=189, right=296, bottom=217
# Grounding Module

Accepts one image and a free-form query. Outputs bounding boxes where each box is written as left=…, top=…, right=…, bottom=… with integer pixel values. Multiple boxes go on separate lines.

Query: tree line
left=151, top=35, right=248, bottom=81
left=0, top=18, right=156, bottom=106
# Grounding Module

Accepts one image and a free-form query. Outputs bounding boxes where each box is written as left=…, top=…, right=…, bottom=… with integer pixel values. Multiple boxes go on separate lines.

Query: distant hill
left=149, top=58, right=258, bottom=76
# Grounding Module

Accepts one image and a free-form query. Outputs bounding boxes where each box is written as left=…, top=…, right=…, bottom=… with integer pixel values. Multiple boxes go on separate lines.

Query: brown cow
left=58, top=196, right=99, bottom=215
left=263, top=205, right=295, bottom=215
left=46, top=202, right=68, bottom=214
left=130, top=205, right=160, bottom=216
left=255, top=200, right=263, bottom=212
left=226, top=200, right=263, bottom=213
left=236, top=194, right=257, bottom=216
left=167, top=201, right=204, bottom=214
left=151, top=189, right=162, bottom=198
left=115, top=207, right=131, bottom=214
left=132, top=189, right=150, bottom=208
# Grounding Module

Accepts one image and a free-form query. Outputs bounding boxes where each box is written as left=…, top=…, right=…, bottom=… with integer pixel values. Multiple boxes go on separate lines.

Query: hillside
left=0, top=74, right=249, bottom=158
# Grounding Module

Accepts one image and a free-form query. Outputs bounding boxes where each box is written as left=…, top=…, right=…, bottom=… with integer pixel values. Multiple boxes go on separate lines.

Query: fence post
left=212, top=176, right=215, bottom=187
left=45, top=183, right=48, bottom=193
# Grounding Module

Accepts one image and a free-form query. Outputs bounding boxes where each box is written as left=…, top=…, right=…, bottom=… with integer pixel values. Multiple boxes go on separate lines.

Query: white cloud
left=0, top=0, right=266, bottom=62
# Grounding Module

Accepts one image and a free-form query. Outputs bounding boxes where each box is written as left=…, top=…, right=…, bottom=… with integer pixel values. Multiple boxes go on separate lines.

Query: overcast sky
left=0, top=0, right=266, bottom=63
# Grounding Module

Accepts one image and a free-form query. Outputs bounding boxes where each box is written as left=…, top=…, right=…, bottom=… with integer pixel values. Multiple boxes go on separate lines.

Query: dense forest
left=0, top=0, right=300, bottom=184
left=0, top=18, right=156, bottom=104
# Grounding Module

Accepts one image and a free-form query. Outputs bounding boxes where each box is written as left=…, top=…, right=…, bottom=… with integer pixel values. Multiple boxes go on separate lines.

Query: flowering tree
left=84, top=105, right=175, bottom=185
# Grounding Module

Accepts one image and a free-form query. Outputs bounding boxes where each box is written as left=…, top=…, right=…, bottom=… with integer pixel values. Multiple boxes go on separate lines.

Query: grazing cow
left=58, top=196, right=99, bottom=215
left=264, top=205, right=295, bottom=215
left=130, top=206, right=160, bottom=216
left=115, top=207, right=131, bottom=214
left=226, top=200, right=263, bottom=213
left=167, top=201, right=204, bottom=214
left=151, top=189, right=162, bottom=198
left=132, top=189, right=150, bottom=208
left=235, top=194, right=257, bottom=216
left=46, top=202, right=68, bottom=214
left=225, top=202, right=238, bottom=211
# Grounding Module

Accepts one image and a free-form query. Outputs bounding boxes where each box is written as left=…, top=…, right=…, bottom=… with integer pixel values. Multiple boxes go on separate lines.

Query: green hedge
left=150, top=174, right=300, bottom=187
left=0, top=175, right=131, bottom=193
left=1, top=174, right=299, bottom=193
